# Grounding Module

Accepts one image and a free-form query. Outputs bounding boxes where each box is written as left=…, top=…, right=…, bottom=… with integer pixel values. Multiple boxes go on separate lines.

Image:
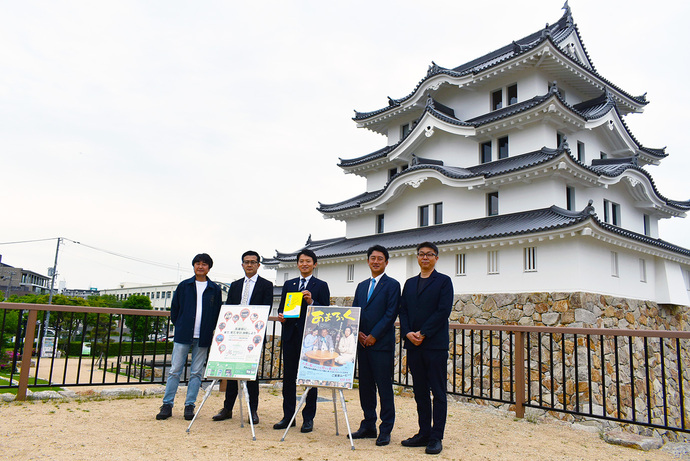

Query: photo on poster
left=296, top=305, right=361, bottom=389
left=204, top=304, right=271, bottom=380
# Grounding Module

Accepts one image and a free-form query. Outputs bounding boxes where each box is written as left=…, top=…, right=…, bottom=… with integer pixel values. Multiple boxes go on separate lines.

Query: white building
left=264, top=4, right=690, bottom=307
left=100, top=282, right=231, bottom=311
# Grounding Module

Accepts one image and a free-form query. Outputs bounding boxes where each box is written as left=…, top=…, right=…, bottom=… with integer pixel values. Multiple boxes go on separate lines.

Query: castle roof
left=326, top=148, right=689, bottom=215
left=339, top=89, right=666, bottom=169
left=264, top=203, right=690, bottom=265
left=353, top=4, right=647, bottom=125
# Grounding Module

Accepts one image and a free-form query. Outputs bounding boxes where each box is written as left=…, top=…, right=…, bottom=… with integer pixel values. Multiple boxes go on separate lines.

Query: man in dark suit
left=273, top=249, right=330, bottom=433
left=350, top=245, right=400, bottom=447
left=212, top=250, right=273, bottom=425
left=399, top=242, right=453, bottom=455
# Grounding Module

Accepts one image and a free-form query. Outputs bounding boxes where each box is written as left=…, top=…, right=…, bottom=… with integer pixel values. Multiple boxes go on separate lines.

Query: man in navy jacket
left=156, top=253, right=222, bottom=421
left=399, top=242, right=453, bottom=455
left=273, top=249, right=330, bottom=433
left=350, top=245, right=400, bottom=446
left=213, top=250, right=273, bottom=424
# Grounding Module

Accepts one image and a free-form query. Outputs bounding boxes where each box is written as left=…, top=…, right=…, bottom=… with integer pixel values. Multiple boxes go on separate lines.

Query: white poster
left=204, top=304, right=271, bottom=380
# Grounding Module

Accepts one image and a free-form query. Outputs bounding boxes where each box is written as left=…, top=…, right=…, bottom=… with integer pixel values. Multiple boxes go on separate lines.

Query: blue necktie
left=299, top=278, right=306, bottom=291
left=367, top=278, right=376, bottom=301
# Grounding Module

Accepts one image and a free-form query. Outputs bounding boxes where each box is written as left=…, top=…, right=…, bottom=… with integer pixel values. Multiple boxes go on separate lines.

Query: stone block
left=542, top=312, right=560, bottom=325
left=574, top=308, right=597, bottom=325
left=603, top=430, right=663, bottom=451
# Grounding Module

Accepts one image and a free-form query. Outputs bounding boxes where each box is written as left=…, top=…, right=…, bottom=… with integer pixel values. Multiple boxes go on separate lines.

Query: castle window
left=376, top=214, right=385, bottom=234
left=419, top=205, right=429, bottom=227
left=434, top=202, right=443, bottom=225
left=487, top=192, right=499, bottom=216
left=455, top=254, right=466, bottom=276
left=487, top=250, right=500, bottom=274
left=480, top=141, right=492, bottom=163
left=577, top=141, right=585, bottom=162
left=611, top=252, right=619, bottom=277
left=603, top=199, right=621, bottom=226
left=566, top=186, right=575, bottom=211
left=643, top=214, right=650, bottom=236
left=683, top=269, right=690, bottom=290
left=284, top=272, right=289, bottom=282
left=401, top=123, right=411, bottom=138
left=492, top=89, right=503, bottom=110
left=498, top=136, right=509, bottom=159
left=524, top=247, right=537, bottom=272
left=600, top=151, right=608, bottom=159
left=639, top=259, right=647, bottom=283
left=507, top=84, right=518, bottom=105
left=347, top=264, right=355, bottom=282
left=388, top=167, right=397, bottom=180
left=556, top=131, right=565, bottom=148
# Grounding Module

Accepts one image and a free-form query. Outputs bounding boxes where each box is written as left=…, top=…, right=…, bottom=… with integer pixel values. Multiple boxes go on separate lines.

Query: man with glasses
left=350, top=245, right=400, bottom=446
left=399, top=242, right=453, bottom=455
left=212, top=250, right=273, bottom=424
left=156, top=253, right=222, bottom=421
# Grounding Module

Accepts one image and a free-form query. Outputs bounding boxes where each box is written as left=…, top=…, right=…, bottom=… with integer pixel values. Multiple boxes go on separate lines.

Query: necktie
left=241, top=279, right=250, bottom=305
left=367, top=278, right=376, bottom=301
left=299, top=278, right=306, bottom=291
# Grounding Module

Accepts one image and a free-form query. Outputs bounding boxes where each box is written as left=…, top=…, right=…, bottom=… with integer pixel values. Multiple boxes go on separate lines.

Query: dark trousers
left=282, top=340, right=317, bottom=421
left=357, top=348, right=395, bottom=435
left=407, top=348, right=448, bottom=440
left=223, top=379, right=259, bottom=413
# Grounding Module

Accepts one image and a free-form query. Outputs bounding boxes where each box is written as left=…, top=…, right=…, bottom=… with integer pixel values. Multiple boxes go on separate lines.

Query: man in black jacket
left=273, top=249, right=330, bottom=433
left=156, top=253, right=222, bottom=421
left=212, top=250, right=273, bottom=424
left=399, top=242, right=453, bottom=455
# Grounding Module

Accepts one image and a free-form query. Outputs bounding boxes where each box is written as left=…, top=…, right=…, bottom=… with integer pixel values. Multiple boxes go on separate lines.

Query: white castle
left=265, top=3, right=690, bottom=308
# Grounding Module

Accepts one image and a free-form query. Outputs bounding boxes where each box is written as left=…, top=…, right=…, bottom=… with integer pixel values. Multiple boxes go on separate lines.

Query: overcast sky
left=1, top=0, right=688, bottom=289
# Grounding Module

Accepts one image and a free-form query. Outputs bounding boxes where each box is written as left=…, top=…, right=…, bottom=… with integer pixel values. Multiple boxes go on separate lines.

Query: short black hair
left=241, top=250, right=260, bottom=262
left=416, top=242, right=438, bottom=255
left=297, top=249, right=317, bottom=264
left=192, top=253, right=213, bottom=268
left=367, top=245, right=389, bottom=261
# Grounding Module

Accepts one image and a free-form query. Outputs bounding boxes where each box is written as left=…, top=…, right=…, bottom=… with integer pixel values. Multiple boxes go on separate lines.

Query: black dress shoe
left=350, top=428, right=377, bottom=439
left=425, top=439, right=442, bottom=455
left=300, top=420, right=314, bottom=433
left=251, top=411, right=259, bottom=425
left=184, top=405, right=195, bottom=421
left=376, top=433, right=391, bottom=446
left=401, top=433, right=429, bottom=447
left=273, top=418, right=296, bottom=430
left=212, top=407, right=232, bottom=421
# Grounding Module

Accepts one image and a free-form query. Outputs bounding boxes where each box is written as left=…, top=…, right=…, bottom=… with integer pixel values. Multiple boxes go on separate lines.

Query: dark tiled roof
left=268, top=205, right=592, bottom=263
left=266, top=203, right=690, bottom=265
left=321, top=147, right=689, bottom=214
left=353, top=7, right=647, bottom=122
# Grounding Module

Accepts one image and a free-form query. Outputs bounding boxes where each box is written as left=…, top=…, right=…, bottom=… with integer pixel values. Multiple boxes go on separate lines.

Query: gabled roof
left=353, top=5, right=647, bottom=124
left=340, top=89, right=666, bottom=170
left=265, top=203, right=690, bottom=265
left=322, top=147, right=689, bottom=214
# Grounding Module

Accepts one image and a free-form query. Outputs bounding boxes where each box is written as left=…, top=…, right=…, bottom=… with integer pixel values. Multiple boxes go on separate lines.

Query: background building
left=0, top=255, right=51, bottom=299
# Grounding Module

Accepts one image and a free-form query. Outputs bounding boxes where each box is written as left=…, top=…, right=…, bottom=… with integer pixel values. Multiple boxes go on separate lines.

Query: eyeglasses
left=243, top=260, right=259, bottom=266
left=417, top=252, right=437, bottom=259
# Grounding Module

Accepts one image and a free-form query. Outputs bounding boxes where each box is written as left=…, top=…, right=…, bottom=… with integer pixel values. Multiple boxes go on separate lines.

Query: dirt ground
left=0, top=385, right=679, bottom=461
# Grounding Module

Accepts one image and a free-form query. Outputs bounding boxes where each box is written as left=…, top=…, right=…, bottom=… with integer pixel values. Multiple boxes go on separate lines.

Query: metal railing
left=1, top=303, right=688, bottom=434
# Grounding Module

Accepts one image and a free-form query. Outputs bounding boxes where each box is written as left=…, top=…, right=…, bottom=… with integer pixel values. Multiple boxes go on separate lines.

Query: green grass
left=0, top=371, right=64, bottom=395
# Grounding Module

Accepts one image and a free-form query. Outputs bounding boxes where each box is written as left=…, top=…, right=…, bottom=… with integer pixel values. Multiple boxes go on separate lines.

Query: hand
left=406, top=331, right=424, bottom=346
left=302, top=290, right=313, bottom=305
left=358, top=332, right=367, bottom=347
left=363, top=335, right=376, bottom=347
left=278, top=312, right=285, bottom=323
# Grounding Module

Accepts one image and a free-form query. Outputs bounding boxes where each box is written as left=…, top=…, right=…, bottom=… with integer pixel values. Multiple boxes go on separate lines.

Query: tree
left=121, top=295, right=154, bottom=341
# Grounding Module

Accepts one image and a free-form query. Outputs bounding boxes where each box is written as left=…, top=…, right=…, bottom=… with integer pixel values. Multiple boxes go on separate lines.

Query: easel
left=280, top=386, right=355, bottom=450
left=186, top=379, right=257, bottom=440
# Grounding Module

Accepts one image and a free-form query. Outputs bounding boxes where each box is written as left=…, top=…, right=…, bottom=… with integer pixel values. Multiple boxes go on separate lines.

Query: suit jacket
left=353, top=273, right=400, bottom=351
left=278, top=276, right=330, bottom=346
left=399, top=270, right=453, bottom=350
left=170, top=276, right=222, bottom=347
left=226, top=275, right=273, bottom=306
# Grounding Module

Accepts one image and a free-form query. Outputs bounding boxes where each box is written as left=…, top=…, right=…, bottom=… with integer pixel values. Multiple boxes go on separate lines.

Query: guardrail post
left=514, top=330, right=525, bottom=418
left=17, top=309, right=38, bottom=401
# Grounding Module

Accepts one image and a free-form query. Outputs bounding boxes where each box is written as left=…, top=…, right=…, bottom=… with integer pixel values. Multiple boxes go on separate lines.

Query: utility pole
left=38, top=237, right=61, bottom=357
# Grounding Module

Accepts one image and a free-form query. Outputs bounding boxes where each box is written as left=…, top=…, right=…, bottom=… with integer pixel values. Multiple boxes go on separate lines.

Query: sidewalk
left=0, top=384, right=683, bottom=460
